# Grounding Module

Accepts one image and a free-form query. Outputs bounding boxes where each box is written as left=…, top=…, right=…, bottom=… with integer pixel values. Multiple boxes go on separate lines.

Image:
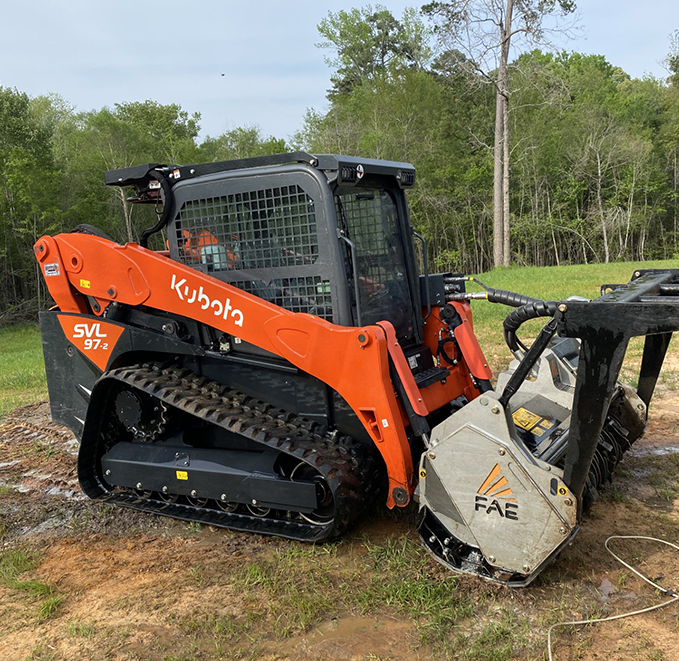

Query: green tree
left=66, top=101, right=201, bottom=243
left=423, top=0, right=576, bottom=267
left=317, top=5, right=431, bottom=95
left=199, top=126, right=287, bottom=162
left=0, top=88, right=61, bottom=321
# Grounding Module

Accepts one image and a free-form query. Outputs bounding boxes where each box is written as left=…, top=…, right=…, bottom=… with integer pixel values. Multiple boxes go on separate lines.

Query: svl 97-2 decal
left=58, top=316, right=124, bottom=371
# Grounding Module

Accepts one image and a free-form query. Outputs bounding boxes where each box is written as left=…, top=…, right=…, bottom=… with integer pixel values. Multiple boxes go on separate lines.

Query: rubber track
left=79, top=363, right=380, bottom=542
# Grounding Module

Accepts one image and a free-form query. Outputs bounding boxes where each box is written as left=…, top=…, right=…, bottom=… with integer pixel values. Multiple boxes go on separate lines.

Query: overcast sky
left=1, top=1, right=676, bottom=142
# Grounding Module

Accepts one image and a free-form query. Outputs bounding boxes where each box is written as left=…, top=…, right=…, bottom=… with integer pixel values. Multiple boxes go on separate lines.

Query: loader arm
left=34, top=232, right=416, bottom=507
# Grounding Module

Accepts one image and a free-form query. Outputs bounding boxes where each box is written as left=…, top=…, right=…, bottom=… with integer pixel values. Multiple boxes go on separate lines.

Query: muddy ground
left=1, top=400, right=679, bottom=661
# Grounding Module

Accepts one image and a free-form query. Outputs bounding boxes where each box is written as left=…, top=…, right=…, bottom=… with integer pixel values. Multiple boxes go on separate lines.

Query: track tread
left=78, top=363, right=381, bottom=542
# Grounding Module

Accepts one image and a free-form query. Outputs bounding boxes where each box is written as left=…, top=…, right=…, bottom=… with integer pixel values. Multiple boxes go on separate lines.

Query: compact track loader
left=34, top=152, right=679, bottom=585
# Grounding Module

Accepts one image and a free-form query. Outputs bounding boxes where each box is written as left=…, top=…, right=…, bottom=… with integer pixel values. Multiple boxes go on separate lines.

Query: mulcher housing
left=34, top=152, right=679, bottom=585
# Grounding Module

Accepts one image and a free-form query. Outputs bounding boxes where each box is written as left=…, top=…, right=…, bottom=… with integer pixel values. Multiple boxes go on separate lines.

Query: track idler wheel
left=289, top=461, right=334, bottom=525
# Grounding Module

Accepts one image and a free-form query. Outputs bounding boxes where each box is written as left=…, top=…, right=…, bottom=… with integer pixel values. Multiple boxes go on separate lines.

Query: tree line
left=0, top=96, right=284, bottom=324
left=309, top=6, right=679, bottom=274
left=0, top=4, right=678, bottom=324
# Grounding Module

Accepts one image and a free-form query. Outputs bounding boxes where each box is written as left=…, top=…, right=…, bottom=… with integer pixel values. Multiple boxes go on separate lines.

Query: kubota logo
left=474, top=463, right=518, bottom=520
left=171, top=274, right=244, bottom=327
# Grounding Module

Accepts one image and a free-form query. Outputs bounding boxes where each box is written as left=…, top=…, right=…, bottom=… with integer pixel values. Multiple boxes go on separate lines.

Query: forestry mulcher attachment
left=35, top=153, right=679, bottom=586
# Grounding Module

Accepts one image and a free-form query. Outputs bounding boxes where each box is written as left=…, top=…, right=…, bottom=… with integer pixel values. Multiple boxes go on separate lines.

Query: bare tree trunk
left=502, top=92, right=510, bottom=266
left=674, top=149, right=678, bottom=253
left=493, top=90, right=504, bottom=268
left=500, top=0, right=513, bottom=267
left=547, top=192, right=560, bottom=266
left=621, top=167, right=636, bottom=259
left=595, top=153, right=609, bottom=263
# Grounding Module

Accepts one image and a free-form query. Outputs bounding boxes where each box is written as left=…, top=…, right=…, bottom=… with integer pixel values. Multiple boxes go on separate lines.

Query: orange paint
left=57, top=315, right=125, bottom=371
left=35, top=232, right=493, bottom=509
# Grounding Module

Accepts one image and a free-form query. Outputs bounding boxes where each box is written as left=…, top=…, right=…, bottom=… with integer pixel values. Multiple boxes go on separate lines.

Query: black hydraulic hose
left=140, top=170, right=174, bottom=248
left=486, top=288, right=546, bottom=308
left=503, top=299, right=559, bottom=352
left=448, top=278, right=560, bottom=353
left=499, top=315, right=559, bottom=409
left=481, top=288, right=558, bottom=353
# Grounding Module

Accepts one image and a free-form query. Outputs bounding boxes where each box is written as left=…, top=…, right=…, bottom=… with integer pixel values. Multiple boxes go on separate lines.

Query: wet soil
left=1, top=401, right=679, bottom=661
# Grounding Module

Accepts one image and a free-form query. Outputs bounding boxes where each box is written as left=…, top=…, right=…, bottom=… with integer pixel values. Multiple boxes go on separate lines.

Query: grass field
left=0, top=324, right=47, bottom=420
left=468, top=260, right=679, bottom=390
left=469, top=259, right=678, bottom=347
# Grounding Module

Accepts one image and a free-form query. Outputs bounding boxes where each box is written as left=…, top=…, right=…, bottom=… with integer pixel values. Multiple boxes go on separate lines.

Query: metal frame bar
left=555, top=270, right=679, bottom=503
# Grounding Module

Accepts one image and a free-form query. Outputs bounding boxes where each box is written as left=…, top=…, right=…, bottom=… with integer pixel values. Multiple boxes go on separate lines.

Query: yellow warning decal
left=512, top=407, right=542, bottom=430
left=80, top=279, right=91, bottom=289
left=176, top=470, right=188, bottom=480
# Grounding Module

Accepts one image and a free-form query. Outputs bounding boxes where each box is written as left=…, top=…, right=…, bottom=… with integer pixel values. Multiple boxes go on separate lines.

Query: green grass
left=467, top=259, right=679, bottom=375
left=637, top=453, right=679, bottom=502
left=225, top=537, right=488, bottom=656
left=37, top=594, right=64, bottom=621
left=357, top=537, right=476, bottom=650
left=0, top=549, right=40, bottom=585
left=0, top=324, right=47, bottom=419
left=238, top=544, right=339, bottom=635
left=451, top=610, right=530, bottom=661
left=0, top=548, right=62, bottom=622
left=24, top=644, right=58, bottom=661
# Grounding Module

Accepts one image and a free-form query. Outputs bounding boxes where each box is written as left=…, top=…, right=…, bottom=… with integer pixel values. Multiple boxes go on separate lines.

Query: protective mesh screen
left=230, top=277, right=333, bottom=321
left=335, top=188, right=414, bottom=339
left=173, top=183, right=332, bottom=319
left=175, top=185, right=318, bottom=271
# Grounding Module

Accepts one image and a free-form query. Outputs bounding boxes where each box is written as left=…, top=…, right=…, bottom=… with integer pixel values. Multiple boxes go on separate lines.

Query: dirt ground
left=1, top=399, right=679, bottom=661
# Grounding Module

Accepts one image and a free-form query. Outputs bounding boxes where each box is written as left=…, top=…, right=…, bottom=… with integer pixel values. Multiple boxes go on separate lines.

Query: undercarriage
left=79, top=363, right=380, bottom=541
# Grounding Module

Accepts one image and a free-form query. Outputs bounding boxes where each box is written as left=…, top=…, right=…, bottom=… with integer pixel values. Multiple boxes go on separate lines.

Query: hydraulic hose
left=445, top=277, right=560, bottom=353
left=486, top=288, right=547, bottom=308
left=478, top=287, right=558, bottom=353
left=503, top=299, right=559, bottom=352
left=140, top=170, right=174, bottom=248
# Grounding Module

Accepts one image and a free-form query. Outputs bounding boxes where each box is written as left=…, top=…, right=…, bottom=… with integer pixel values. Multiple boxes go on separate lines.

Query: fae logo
left=474, top=463, right=519, bottom=520
left=171, top=274, right=244, bottom=327
left=58, top=316, right=125, bottom=371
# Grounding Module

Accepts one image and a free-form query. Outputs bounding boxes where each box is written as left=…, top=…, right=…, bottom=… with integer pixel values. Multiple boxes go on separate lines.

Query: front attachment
left=418, top=390, right=579, bottom=586
left=418, top=269, right=679, bottom=586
